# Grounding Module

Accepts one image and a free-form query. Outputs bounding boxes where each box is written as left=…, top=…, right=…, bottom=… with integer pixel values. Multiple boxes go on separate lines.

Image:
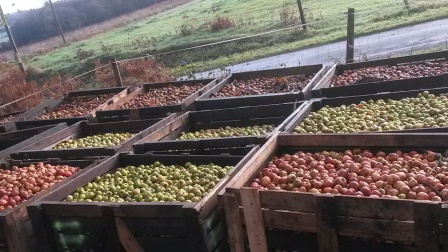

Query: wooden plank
left=41, top=203, right=108, bottom=217
left=314, top=73, right=447, bottom=99
left=335, top=195, right=414, bottom=221
left=414, top=201, right=440, bottom=252
left=121, top=217, right=188, bottom=236
left=136, top=237, right=191, bottom=252
left=314, top=194, right=338, bottom=252
left=194, top=117, right=285, bottom=131
left=190, top=103, right=301, bottom=123
left=136, top=112, right=190, bottom=144
left=278, top=133, right=448, bottom=148
left=337, top=216, right=414, bottom=243
left=240, top=188, right=268, bottom=252
left=226, top=133, right=279, bottom=191
left=319, top=86, right=448, bottom=109
left=115, top=217, right=145, bottom=252
left=261, top=209, right=317, bottom=233
left=337, top=50, right=448, bottom=71
left=442, top=204, right=448, bottom=252
left=221, top=194, right=245, bottom=252
left=266, top=229, right=319, bottom=251
left=205, top=220, right=226, bottom=251
left=311, top=64, right=337, bottom=94
left=260, top=191, right=316, bottom=212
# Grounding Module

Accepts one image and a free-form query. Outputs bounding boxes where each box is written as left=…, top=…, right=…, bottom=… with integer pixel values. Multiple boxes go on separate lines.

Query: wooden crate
left=0, top=123, right=68, bottom=160
left=95, top=79, right=218, bottom=122
left=284, top=87, right=448, bottom=134
left=135, top=102, right=307, bottom=147
left=0, top=111, right=25, bottom=133
left=0, top=99, right=56, bottom=132
left=0, top=157, right=104, bottom=252
left=312, top=50, right=448, bottom=98
left=133, top=136, right=266, bottom=156
left=10, top=114, right=177, bottom=160
left=221, top=133, right=448, bottom=252
left=15, top=87, right=131, bottom=130
left=195, top=65, right=327, bottom=110
left=27, top=150, right=259, bottom=252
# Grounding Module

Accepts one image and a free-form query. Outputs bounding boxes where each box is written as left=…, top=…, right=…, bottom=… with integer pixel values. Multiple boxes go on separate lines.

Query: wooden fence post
left=346, top=8, right=355, bottom=64
left=403, top=0, right=411, bottom=13
left=111, top=57, right=123, bottom=87
left=296, top=0, right=307, bottom=31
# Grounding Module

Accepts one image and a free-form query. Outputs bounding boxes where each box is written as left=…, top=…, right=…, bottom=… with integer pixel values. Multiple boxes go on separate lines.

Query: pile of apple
left=331, top=61, right=448, bottom=87
left=211, top=75, right=313, bottom=98
left=67, top=162, right=232, bottom=203
left=0, top=114, right=19, bottom=124
left=0, top=163, right=80, bottom=210
left=251, top=149, right=448, bottom=201
left=119, top=84, right=204, bottom=108
left=38, top=94, right=116, bottom=119
left=294, top=91, right=448, bottom=133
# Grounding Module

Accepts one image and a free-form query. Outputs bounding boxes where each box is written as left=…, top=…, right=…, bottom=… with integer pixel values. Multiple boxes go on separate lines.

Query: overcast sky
left=1, top=0, right=56, bottom=14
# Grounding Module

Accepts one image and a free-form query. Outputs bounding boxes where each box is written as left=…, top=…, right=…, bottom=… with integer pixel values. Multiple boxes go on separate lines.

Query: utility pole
left=0, top=4, right=25, bottom=73
left=49, top=0, right=66, bottom=44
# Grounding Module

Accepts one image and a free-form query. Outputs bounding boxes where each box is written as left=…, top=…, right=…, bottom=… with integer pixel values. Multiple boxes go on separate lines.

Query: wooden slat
left=240, top=188, right=268, bottom=252
left=311, top=64, right=337, bottom=95
left=226, top=133, right=278, bottom=191
left=414, top=201, right=440, bottom=252
left=259, top=190, right=315, bottom=212
left=136, top=237, right=191, bottom=252
left=41, top=203, right=108, bottom=217
left=337, top=215, right=414, bottom=243
left=27, top=205, right=52, bottom=252
left=278, top=133, right=448, bottom=148
left=334, top=195, right=414, bottom=221
left=315, top=74, right=447, bottom=99
left=205, top=220, right=226, bottom=251
left=314, top=195, right=338, bottom=252
left=190, top=103, right=300, bottom=123
left=221, top=193, right=245, bottom=252
left=115, top=217, right=145, bottom=252
left=442, top=204, right=448, bottom=252
left=121, top=217, right=188, bottom=236
left=113, top=204, right=186, bottom=219
left=261, top=209, right=317, bottom=233
left=136, top=112, right=190, bottom=143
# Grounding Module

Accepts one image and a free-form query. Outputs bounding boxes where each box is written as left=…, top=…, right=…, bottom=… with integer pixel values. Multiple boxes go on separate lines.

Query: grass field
left=24, top=0, right=448, bottom=76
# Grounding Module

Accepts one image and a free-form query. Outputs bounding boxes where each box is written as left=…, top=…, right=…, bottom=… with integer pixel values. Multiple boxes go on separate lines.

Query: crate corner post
left=240, top=187, right=268, bottom=252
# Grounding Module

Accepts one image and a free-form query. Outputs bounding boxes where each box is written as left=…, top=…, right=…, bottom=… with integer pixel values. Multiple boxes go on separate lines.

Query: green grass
left=26, top=0, right=448, bottom=77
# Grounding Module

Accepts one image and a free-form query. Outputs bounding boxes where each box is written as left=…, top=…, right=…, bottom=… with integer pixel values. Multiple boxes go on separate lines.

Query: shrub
left=94, top=58, right=174, bottom=87
left=75, top=48, right=95, bottom=60
left=0, top=63, right=42, bottom=113
left=208, top=16, right=234, bottom=32
left=279, top=2, right=298, bottom=25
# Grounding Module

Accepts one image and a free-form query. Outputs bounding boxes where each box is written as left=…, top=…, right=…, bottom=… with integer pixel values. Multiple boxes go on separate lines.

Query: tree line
left=0, top=0, right=167, bottom=51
